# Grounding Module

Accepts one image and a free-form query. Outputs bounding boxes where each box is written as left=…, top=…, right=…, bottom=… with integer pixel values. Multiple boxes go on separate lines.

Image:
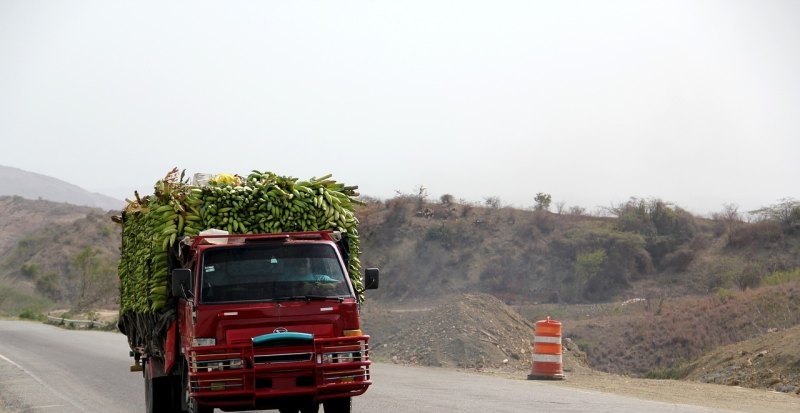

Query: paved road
left=0, top=320, right=731, bottom=413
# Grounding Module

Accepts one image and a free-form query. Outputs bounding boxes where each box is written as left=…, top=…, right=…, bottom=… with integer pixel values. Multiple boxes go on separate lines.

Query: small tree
left=70, top=247, right=116, bottom=310
left=569, top=205, right=586, bottom=216
left=712, top=203, right=742, bottom=240
left=440, top=194, right=454, bottom=205
left=554, top=201, right=566, bottom=215
left=414, top=185, right=428, bottom=209
left=534, top=193, right=552, bottom=211
left=749, top=198, right=800, bottom=231
left=73, top=247, right=100, bottom=307
left=484, top=196, right=502, bottom=209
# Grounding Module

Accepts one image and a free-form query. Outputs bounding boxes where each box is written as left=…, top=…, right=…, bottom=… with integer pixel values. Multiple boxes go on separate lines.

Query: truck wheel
left=322, top=398, right=351, bottom=413
left=279, top=401, right=319, bottom=413
left=301, top=403, right=320, bottom=413
left=145, top=374, right=171, bottom=413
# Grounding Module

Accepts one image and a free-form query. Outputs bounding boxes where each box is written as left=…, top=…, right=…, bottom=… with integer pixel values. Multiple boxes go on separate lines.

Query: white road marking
left=0, top=353, right=46, bottom=385
left=0, top=352, right=86, bottom=411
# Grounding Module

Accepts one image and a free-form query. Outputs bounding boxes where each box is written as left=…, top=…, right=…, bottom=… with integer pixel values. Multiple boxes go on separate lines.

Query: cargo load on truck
left=116, top=168, right=364, bottom=356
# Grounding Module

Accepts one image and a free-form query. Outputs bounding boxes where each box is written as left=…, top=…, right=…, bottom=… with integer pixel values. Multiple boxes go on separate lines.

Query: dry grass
left=566, top=281, right=800, bottom=376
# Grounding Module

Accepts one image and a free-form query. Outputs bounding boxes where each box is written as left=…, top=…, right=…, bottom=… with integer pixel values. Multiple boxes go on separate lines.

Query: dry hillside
left=0, top=196, right=120, bottom=314
left=563, top=281, right=800, bottom=376
left=0, top=196, right=96, bottom=252
left=357, top=196, right=800, bottom=305
left=2, top=190, right=799, bottom=395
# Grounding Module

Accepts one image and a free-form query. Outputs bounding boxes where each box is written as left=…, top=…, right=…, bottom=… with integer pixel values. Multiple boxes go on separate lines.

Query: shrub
left=533, top=211, right=556, bottom=234
left=20, top=263, right=39, bottom=278
left=644, top=364, right=691, bottom=380
left=715, top=287, right=737, bottom=303
left=384, top=197, right=412, bottom=226
left=484, top=196, right=501, bottom=209
left=661, top=248, right=694, bottom=272
left=749, top=198, right=800, bottom=231
left=568, top=205, right=587, bottom=216
left=733, top=264, right=763, bottom=290
left=727, top=221, right=783, bottom=248
left=763, top=268, right=800, bottom=286
left=703, top=257, right=744, bottom=292
left=610, top=198, right=696, bottom=267
left=18, top=308, right=45, bottom=321
left=552, top=227, right=651, bottom=301
left=534, top=193, right=552, bottom=211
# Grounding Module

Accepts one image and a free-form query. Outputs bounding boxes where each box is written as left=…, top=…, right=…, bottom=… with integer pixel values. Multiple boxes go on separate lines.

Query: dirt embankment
left=683, top=324, right=800, bottom=394
left=363, top=292, right=800, bottom=412
left=362, top=293, right=588, bottom=373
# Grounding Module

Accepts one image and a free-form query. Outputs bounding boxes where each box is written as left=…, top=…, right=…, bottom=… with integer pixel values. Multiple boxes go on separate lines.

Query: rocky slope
left=684, top=324, right=800, bottom=394
left=363, top=293, right=588, bottom=374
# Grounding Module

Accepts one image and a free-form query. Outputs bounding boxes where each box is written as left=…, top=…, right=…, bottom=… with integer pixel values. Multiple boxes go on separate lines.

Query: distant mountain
left=0, top=165, right=123, bottom=211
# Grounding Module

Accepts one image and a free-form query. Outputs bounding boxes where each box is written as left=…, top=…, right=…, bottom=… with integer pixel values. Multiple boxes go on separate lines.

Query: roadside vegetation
left=1, top=193, right=799, bottom=392
left=359, top=192, right=800, bottom=306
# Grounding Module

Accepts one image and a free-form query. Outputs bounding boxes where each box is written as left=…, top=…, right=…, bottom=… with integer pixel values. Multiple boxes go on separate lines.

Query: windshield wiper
left=271, top=295, right=345, bottom=303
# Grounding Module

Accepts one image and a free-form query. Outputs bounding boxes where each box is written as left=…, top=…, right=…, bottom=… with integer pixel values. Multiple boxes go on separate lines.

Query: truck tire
left=279, top=401, right=319, bottom=413
left=322, top=397, right=351, bottom=413
left=145, top=374, right=171, bottom=413
left=302, top=404, right=320, bottom=413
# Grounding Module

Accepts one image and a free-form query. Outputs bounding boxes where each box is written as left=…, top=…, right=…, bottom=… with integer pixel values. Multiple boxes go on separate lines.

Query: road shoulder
left=515, top=368, right=799, bottom=413
left=0, top=354, right=78, bottom=413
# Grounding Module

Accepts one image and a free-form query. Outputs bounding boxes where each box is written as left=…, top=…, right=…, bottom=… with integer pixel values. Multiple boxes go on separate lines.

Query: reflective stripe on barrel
left=528, top=316, right=565, bottom=380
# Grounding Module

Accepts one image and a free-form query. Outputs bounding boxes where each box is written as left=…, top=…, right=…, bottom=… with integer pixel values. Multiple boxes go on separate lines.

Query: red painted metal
left=141, top=230, right=370, bottom=411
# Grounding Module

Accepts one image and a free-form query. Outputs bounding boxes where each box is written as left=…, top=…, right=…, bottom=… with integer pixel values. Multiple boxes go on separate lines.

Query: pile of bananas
left=117, top=168, right=364, bottom=316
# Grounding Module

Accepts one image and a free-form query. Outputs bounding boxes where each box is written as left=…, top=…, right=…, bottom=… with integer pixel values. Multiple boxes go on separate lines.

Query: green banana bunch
left=117, top=168, right=366, bottom=317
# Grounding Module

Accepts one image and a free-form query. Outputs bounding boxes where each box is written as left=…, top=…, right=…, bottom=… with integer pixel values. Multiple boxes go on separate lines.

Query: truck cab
left=150, top=231, right=378, bottom=413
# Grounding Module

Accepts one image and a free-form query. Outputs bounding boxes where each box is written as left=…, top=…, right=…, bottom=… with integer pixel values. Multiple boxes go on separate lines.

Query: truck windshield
left=200, top=244, right=351, bottom=303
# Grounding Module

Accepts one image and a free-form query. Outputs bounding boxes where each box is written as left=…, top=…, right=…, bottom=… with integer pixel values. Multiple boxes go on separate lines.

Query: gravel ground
left=362, top=293, right=800, bottom=413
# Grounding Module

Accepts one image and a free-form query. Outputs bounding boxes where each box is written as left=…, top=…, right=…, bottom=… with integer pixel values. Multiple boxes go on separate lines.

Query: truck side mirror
left=364, top=268, right=379, bottom=290
left=171, top=269, right=193, bottom=298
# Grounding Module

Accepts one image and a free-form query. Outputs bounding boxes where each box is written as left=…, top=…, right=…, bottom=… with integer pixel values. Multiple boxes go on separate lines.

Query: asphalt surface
left=0, top=320, right=733, bottom=413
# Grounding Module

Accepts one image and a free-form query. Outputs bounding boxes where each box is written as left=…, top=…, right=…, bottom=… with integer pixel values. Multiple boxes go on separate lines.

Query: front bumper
left=187, top=336, right=371, bottom=410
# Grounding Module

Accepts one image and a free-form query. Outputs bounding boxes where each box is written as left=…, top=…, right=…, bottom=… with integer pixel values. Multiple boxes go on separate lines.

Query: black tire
left=322, top=398, right=351, bottom=413
left=145, top=374, right=171, bottom=413
left=279, top=401, right=319, bottom=413
left=301, top=403, right=320, bottom=413
left=168, top=374, right=182, bottom=412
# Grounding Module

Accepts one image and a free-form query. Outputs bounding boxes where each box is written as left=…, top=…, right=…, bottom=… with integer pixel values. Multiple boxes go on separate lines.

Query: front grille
left=254, top=352, right=313, bottom=364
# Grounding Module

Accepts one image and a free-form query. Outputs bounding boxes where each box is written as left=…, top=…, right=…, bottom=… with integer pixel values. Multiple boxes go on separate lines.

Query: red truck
left=130, top=231, right=379, bottom=413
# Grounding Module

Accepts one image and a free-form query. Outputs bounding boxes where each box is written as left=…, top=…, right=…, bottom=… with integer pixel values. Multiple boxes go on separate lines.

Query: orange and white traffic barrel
left=528, top=316, right=565, bottom=380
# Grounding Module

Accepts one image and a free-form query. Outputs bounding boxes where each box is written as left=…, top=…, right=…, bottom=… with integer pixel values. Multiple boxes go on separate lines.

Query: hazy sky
left=1, top=1, right=798, bottom=215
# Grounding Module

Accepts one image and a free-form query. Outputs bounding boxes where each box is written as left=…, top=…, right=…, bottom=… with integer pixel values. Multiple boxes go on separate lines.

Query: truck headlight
left=196, top=358, right=244, bottom=371
left=229, top=358, right=243, bottom=369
